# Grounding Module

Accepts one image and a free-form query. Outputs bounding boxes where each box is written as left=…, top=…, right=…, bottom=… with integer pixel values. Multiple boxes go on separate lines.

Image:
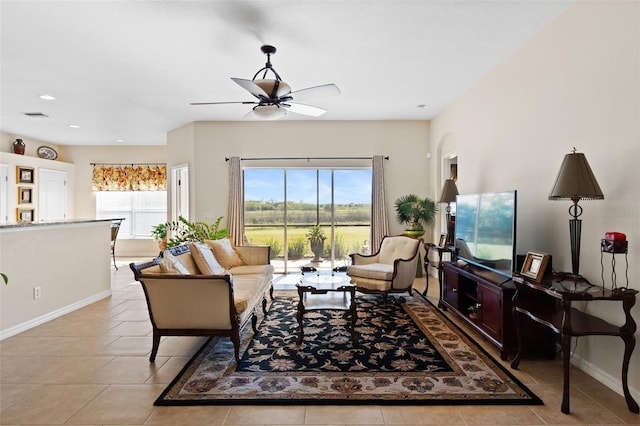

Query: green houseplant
left=394, top=194, right=438, bottom=235
left=151, top=216, right=229, bottom=248
left=306, top=224, right=327, bottom=262
left=150, top=222, right=169, bottom=250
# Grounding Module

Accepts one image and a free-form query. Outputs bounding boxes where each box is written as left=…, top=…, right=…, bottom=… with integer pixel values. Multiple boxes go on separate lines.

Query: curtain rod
left=90, top=162, right=166, bottom=166
left=225, top=156, right=388, bottom=161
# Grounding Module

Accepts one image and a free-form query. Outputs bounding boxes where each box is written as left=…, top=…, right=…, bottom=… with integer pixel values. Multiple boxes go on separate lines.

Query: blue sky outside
left=244, top=169, right=372, bottom=204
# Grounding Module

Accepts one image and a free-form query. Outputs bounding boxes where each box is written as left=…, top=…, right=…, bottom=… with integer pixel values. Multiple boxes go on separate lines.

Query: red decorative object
left=12, top=138, right=25, bottom=155
left=602, top=232, right=627, bottom=253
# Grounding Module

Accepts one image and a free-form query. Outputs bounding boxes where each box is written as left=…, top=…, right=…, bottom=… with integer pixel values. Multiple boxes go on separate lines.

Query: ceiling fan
left=190, top=45, right=340, bottom=120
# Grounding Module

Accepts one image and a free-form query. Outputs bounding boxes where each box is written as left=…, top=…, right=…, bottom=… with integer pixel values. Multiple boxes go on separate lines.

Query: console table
left=511, top=274, right=638, bottom=414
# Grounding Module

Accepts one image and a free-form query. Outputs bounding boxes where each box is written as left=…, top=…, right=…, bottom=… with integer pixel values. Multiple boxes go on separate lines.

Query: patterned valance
left=91, top=164, right=167, bottom=191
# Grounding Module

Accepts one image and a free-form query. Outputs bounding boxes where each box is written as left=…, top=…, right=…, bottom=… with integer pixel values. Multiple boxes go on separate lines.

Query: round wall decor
left=37, top=146, right=58, bottom=160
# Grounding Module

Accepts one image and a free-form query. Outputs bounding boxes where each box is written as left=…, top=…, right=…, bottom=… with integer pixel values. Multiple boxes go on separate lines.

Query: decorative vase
left=403, top=229, right=425, bottom=239
left=310, top=239, right=324, bottom=262
left=12, top=139, right=25, bottom=155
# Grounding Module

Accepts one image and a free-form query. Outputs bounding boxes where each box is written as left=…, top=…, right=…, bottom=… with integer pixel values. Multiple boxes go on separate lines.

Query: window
left=244, top=167, right=371, bottom=273
left=96, top=191, right=167, bottom=239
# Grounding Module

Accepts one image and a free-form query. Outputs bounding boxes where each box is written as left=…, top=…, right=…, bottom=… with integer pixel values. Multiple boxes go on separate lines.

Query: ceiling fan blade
left=283, top=102, right=327, bottom=117
left=231, top=77, right=269, bottom=99
left=190, top=101, right=257, bottom=106
left=190, top=101, right=258, bottom=106
left=289, top=83, right=340, bottom=103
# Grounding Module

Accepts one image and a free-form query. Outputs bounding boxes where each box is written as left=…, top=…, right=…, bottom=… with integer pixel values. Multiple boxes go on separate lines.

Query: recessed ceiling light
left=39, top=94, right=55, bottom=101
left=69, top=124, right=80, bottom=128
left=115, top=139, right=125, bottom=143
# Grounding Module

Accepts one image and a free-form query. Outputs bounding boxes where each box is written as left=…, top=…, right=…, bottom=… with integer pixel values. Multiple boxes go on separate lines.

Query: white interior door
left=0, top=164, right=8, bottom=223
left=171, top=164, right=189, bottom=221
left=39, top=169, right=67, bottom=221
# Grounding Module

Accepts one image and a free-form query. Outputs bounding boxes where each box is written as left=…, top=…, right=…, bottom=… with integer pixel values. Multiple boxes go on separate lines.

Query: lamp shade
left=549, top=151, right=604, bottom=201
left=439, top=179, right=459, bottom=204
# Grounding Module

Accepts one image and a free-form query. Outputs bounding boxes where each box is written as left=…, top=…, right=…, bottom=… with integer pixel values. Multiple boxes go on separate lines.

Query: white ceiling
left=0, top=1, right=574, bottom=146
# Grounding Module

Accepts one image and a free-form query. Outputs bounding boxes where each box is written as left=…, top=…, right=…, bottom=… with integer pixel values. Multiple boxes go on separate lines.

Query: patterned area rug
left=155, top=292, right=542, bottom=405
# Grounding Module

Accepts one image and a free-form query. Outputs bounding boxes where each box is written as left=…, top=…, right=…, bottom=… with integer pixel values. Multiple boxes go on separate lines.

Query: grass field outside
left=244, top=225, right=371, bottom=262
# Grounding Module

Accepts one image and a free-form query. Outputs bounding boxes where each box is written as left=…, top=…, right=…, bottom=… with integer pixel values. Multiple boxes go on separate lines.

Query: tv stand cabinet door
left=477, top=283, right=502, bottom=342
left=442, top=265, right=459, bottom=310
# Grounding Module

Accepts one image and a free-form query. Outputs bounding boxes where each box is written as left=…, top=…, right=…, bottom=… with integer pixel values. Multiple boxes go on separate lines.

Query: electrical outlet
left=33, top=286, right=42, bottom=300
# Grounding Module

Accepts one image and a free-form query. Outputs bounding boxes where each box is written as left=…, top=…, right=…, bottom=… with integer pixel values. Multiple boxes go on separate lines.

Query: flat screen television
left=454, top=190, right=517, bottom=279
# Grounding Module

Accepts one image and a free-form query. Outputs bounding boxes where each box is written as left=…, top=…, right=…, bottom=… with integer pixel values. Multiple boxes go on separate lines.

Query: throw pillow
left=206, top=238, right=245, bottom=269
left=189, top=242, right=226, bottom=275
left=158, top=251, right=190, bottom=274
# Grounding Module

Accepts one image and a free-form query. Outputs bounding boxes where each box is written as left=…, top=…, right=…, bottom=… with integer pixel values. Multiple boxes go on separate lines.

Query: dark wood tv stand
left=441, top=260, right=554, bottom=360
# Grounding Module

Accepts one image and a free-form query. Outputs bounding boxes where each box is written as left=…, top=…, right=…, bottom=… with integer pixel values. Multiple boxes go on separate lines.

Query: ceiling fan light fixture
left=252, top=104, right=286, bottom=120
left=254, top=79, right=291, bottom=98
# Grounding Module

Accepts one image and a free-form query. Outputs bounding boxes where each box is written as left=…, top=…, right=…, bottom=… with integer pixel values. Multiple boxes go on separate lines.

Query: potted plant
left=150, top=223, right=169, bottom=250
left=151, top=216, right=229, bottom=248
left=306, top=224, right=326, bottom=262
left=394, top=194, right=438, bottom=237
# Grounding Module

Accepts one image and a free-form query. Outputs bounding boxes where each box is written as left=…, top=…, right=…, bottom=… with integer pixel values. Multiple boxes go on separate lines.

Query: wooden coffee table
left=296, top=271, right=358, bottom=346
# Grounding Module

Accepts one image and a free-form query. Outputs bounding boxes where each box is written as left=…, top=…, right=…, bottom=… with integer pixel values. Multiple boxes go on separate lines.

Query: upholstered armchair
left=347, top=235, right=423, bottom=303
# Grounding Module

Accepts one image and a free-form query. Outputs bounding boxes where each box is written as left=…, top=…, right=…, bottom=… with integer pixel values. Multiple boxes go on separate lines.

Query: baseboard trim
left=572, top=353, right=640, bottom=403
left=0, top=290, right=112, bottom=340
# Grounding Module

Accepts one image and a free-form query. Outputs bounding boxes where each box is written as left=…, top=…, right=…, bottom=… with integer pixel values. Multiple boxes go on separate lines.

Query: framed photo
left=16, top=208, right=35, bottom=223
left=18, top=187, right=32, bottom=204
left=438, top=233, right=448, bottom=247
left=17, top=166, right=34, bottom=184
left=521, top=251, right=550, bottom=282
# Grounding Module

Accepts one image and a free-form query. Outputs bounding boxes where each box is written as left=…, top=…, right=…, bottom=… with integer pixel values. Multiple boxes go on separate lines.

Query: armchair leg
left=251, top=313, right=258, bottom=333
left=231, top=332, right=241, bottom=363
left=149, top=331, right=160, bottom=362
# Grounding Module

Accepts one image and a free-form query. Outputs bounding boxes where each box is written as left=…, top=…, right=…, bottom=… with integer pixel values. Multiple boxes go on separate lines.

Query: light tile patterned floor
left=0, top=258, right=637, bottom=425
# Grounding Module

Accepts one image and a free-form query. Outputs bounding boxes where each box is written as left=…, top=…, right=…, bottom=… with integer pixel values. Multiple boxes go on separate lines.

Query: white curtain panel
left=371, top=155, right=389, bottom=251
left=227, top=156, right=244, bottom=246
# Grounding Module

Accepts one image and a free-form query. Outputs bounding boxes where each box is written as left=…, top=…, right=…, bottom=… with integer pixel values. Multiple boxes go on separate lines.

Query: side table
left=423, top=243, right=453, bottom=307
left=511, top=274, right=638, bottom=414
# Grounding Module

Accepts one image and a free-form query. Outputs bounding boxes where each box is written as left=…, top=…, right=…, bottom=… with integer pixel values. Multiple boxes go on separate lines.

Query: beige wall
left=430, top=1, right=639, bottom=397
left=0, top=221, right=112, bottom=338
left=167, top=120, right=434, bottom=239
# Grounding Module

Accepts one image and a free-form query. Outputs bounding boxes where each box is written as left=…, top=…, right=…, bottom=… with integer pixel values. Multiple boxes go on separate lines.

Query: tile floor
left=1, top=259, right=638, bottom=425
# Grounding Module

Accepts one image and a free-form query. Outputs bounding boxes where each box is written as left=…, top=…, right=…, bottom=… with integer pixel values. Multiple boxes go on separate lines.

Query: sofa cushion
left=347, top=263, right=394, bottom=281
left=228, top=264, right=274, bottom=277
left=189, top=242, right=226, bottom=275
left=232, top=275, right=269, bottom=319
left=159, top=251, right=190, bottom=274
left=206, top=238, right=245, bottom=269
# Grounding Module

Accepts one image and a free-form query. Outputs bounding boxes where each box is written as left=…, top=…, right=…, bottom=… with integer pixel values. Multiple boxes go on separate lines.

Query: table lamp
left=439, top=179, right=459, bottom=246
left=548, top=148, right=603, bottom=281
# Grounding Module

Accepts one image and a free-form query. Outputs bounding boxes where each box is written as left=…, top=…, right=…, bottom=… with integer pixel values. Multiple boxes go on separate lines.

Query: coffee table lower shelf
left=296, top=275, right=358, bottom=346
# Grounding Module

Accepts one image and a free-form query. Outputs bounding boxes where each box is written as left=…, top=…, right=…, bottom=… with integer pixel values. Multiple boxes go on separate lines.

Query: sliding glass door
left=244, top=168, right=371, bottom=274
